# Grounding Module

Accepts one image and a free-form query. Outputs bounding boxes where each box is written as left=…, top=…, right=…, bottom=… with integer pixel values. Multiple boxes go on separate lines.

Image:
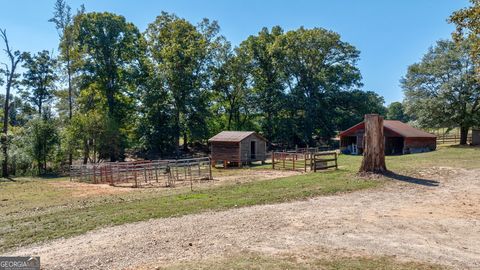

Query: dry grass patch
left=157, top=252, right=447, bottom=270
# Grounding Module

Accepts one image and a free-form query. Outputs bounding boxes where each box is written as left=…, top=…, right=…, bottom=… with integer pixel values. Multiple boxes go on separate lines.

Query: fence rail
left=272, top=150, right=338, bottom=172
left=312, top=152, right=338, bottom=172
left=70, top=157, right=212, bottom=188
left=436, top=135, right=472, bottom=145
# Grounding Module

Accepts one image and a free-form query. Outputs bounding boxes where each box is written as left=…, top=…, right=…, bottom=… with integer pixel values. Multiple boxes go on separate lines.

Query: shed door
left=250, top=141, right=256, bottom=159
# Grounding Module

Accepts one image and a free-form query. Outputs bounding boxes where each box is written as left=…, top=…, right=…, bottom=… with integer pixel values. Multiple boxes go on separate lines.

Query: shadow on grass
left=447, top=144, right=480, bottom=150
left=384, top=171, right=440, bottom=187
left=37, top=174, right=63, bottom=179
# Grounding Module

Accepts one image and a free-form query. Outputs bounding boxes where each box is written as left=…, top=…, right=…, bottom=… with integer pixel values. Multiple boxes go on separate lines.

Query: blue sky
left=0, top=0, right=469, bottom=104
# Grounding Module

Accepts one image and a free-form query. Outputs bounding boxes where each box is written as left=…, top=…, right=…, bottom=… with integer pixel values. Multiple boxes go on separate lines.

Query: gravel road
left=8, top=167, right=480, bottom=269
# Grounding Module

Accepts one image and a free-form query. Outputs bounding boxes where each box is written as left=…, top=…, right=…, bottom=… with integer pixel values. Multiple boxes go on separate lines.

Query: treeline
left=0, top=0, right=389, bottom=176
left=400, top=0, right=480, bottom=145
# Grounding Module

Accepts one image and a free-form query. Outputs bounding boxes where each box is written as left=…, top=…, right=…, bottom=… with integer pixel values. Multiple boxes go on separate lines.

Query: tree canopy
left=402, top=39, right=480, bottom=144
left=386, top=102, right=409, bottom=122
left=71, top=11, right=144, bottom=161
left=1, top=5, right=391, bottom=175
left=21, top=50, right=58, bottom=117
left=450, top=0, right=480, bottom=77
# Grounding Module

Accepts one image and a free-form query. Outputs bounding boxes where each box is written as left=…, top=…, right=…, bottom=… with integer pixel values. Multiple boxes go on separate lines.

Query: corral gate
left=272, top=151, right=338, bottom=172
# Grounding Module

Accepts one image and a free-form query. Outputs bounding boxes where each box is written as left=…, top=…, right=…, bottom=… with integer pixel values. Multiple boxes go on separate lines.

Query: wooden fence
left=70, top=157, right=212, bottom=188
left=272, top=151, right=338, bottom=172
left=436, top=134, right=472, bottom=145
left=312, top=152, right=338, bottom=172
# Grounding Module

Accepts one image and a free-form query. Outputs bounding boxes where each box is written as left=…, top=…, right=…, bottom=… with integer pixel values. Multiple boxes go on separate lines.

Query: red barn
left=339, top=120, right=436, bottom=155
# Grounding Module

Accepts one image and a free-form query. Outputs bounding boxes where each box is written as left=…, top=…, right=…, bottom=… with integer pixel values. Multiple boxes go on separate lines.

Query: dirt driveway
left=9, top=167, right=480, bottom=269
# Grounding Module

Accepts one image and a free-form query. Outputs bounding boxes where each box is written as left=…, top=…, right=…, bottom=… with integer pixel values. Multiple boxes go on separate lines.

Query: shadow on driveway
left=384, top=171, right=440, bottom=187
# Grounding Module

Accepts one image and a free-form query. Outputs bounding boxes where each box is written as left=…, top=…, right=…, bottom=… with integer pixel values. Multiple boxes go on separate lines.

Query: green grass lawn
left=0, top=145, right=479, bottom=253
left=161, top=252, right=446, bottom=270
left=0, top=168, right=378, bottom=252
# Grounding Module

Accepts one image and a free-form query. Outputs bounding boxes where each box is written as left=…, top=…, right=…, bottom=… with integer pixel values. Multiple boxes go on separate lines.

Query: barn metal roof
left=339, top=120, right=436, bottom=138
left=208, top=131, right=267, bottom=142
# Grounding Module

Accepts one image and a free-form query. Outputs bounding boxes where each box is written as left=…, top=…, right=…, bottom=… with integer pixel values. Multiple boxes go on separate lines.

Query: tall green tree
left=136, top=55, right=176, bottom=156
left=333, top=90, right=386, bottom=130
left=21, top=50, right=58, bottom=117
left=25, top=118, right=60, bottom=175
left=402, top=39, right=480, bottom=145
left=0, top=29, right=23, bottom=177
left=386, top=102, right=409, bottom=122
left=49, top=0, right=83, bottom=166
left=212, top=43, right=257, bottom=131
left=71, top=12, right=144, bottom=161
left=272, top=27, right=362, bottom=145
left=450, top=0, right=480, bottom=77
left=0, top=94, right=35, bottom=127
left=238, top=26, right=285, bottom=141
left=144, top=12, right=222, bottom=153
left=49, top=0, right=76, bottom=120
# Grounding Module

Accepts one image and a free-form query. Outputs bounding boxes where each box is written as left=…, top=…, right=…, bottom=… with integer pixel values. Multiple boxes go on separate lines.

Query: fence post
left=110, top=164, right=114, bottom=185
left=116, top=165, right=121, bottom=183
left=272, top=152, right=275, bottom=169
left=184, top=162, right=187, bottom=181
left=304, top=154, right=307, bottom=172
left=208, top=158, right=213, bottom=180
left=197, top=161, right=201, bottom=178
left=293, top=153, right=296, bottom=170
left=134, top=164, right=138, bottom=188
left=313, top=154, right=317, bottom=172
left=143, top=166, right=147, bottom=183
left=176, top=164, right=179, bottom=182
left=93, top=165, right=96, bottom=184
left=190, top=171, right=193, bottom=191
left=334, top=152, right=338, bottom=169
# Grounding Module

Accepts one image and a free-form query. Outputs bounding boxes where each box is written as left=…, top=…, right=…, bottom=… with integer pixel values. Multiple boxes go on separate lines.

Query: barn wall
left=210, top=142, right=240, bottom=162
left=404, top=137, right=436, bottom=153
left=239, top=134, right=267, bottom=162
left=341, top=133, right=436, bottom=155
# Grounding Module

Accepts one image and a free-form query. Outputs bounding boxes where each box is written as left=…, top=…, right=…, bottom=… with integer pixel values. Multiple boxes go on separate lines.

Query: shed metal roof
left=340, top=120, right=436, bottom=138
left=208, top=131, right=267, bottom=143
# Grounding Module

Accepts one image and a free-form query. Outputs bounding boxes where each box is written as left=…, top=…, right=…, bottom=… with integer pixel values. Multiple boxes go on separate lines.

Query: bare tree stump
left=359, top=114, right=387, bottom=173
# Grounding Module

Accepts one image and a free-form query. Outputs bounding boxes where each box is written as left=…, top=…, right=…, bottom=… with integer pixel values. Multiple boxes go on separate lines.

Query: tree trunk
left=2, top=82, right=11, bottom=178
left=83, top=139, right=89, bottom=164
left=1, top=136, right=8, bottom=177
left=1, top=29, right=21, bottom=178
left=460, top=126, right=469, bottom=145
left=359, top=114, right=387, bottom=173
left=183, top=133, right=188, bottom=152
left=67, top=59, right=73, bottom=166
left=175, top=110, right=180, bottom=158
left=227, top=111, right=232, bottom=130
left=38, top=99, right=42, bottom=117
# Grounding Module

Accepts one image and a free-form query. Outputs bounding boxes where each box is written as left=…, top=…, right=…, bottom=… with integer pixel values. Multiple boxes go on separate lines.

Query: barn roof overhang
left=339, top=120, right=436, bottom=139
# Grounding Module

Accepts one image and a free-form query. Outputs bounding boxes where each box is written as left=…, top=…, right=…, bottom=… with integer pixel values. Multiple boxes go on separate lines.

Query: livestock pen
left=70, top=157, right=213, bottom=188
